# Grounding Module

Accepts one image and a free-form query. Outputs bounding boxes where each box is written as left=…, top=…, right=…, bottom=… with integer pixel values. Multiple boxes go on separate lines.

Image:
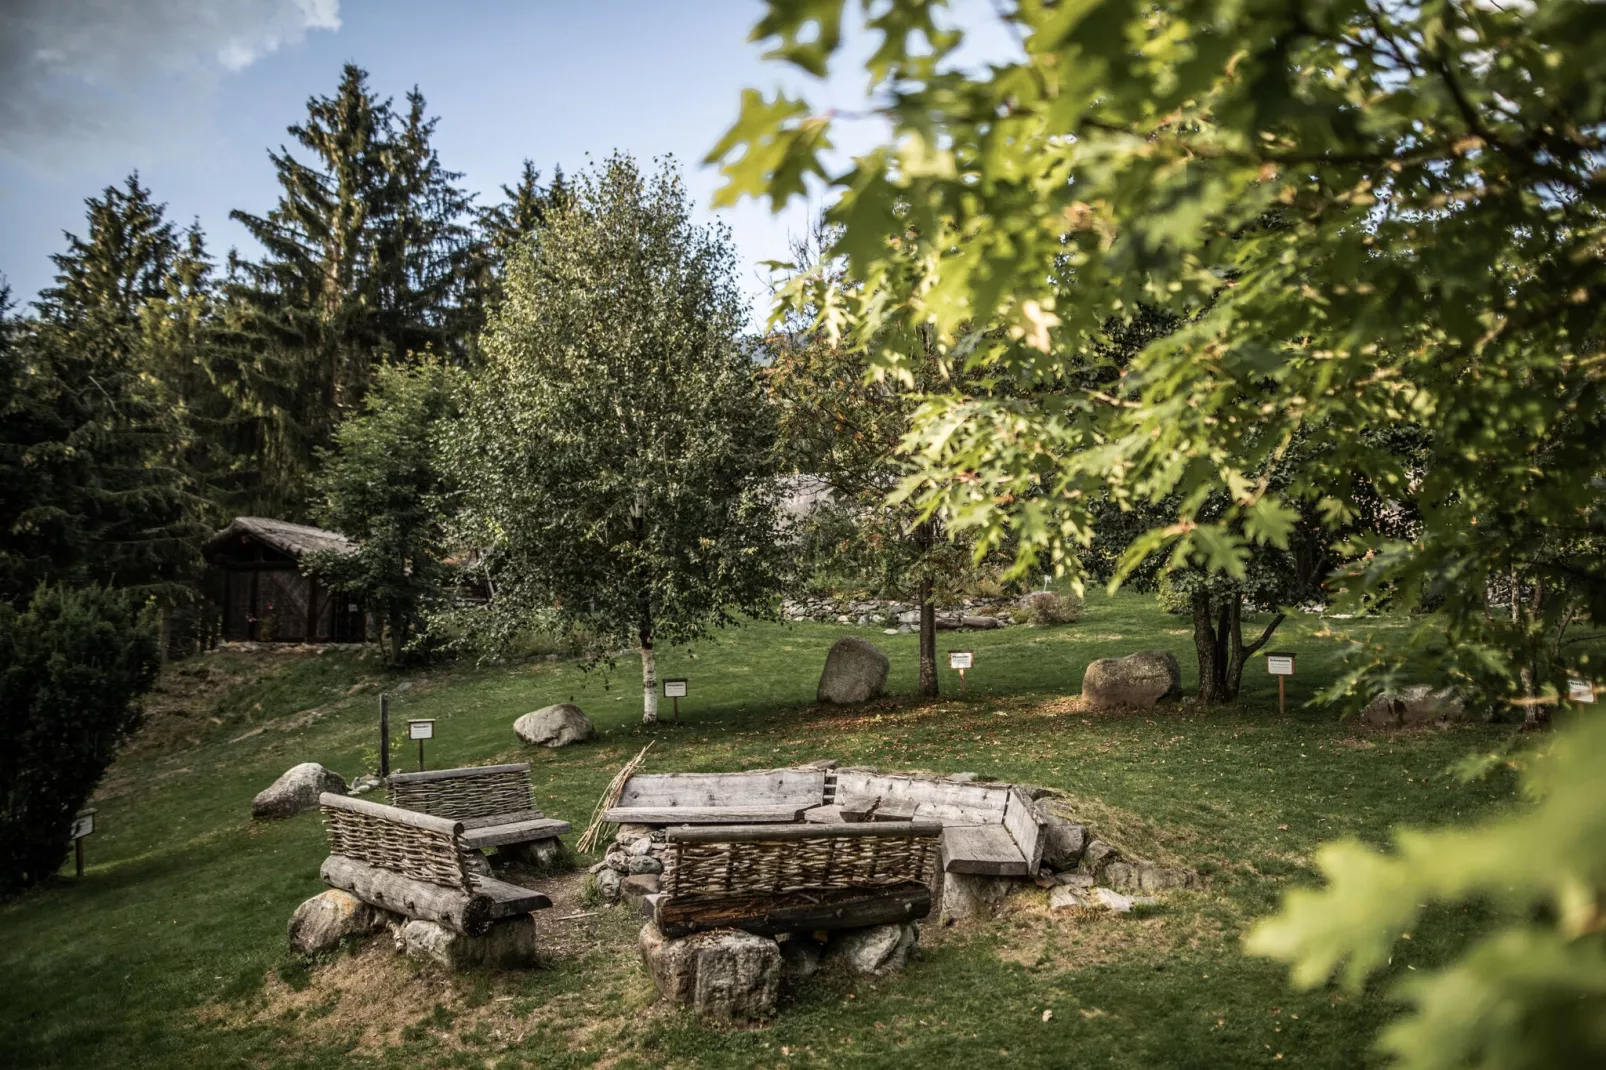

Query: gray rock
left=501, top=838, right=564, bottom=869
left=621, top=873, right=660, bottom=911
left=625, top=837, right=656, bottom=857
left=1080, top=839, right=1121, bottom=878
left=1081, top=650, right=1183, bottom=710
left=1091, top=887, right=1135, bottom=912
left=1055, top=871, right=1095, bottom=889
left=588, top=860, right=611, bottom=875
left=251, top=762, right=347, bottom=819
left=1032, top=798, right=1088, bottom=870
left=779, top=936, right=825, bottom=985
left=596, top=868, right=622, bottom=902
left=941, top=871, right=1013, bottom=921
left=603, top=850, right=631, bottom=871
left=816, top=636, right=890, bottom=705
left=961, top=614, right=1001, bottom=630
left=627, top=854, right=664, bottom=875
left=396, top=917, right=538, bottom=970
left=286, top=889, right=382, bottom=954
left=1049, top=886, right=1090, bottom=911
left=513, top=702, right=596, bottom=748
left=639, top=922, right=781, bottom=1022
left=1359, top=685, right=1467, bottom=728
left=348, top=774, right=382, bottom=797
left=826, top=923, right=918, bottom=975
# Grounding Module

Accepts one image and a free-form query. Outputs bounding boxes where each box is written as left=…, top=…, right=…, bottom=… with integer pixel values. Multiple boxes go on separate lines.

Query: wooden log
left=941, top=825, right=1029, bottom=876
left=457, top=808, right=544, bottom=831
left=460, top=818, right=573, bottom=849
left=1003, top=787, right=1044, bottom=873
left=388, top=763, right=531, bottom=785
left=653, top=881, right=932, bottom=939
left=618, top=769, right=825, bottom=809
left=321, top=854, right=493, bottom=934
left=665, top=820, right=942, bottom=844
left=833, top=771, right=1010, bottom=826
left=471, top=874, right=553, bottom=916
left=602, top=805, right=806, bottom=826
left=320, top=792, right=464, bottom=836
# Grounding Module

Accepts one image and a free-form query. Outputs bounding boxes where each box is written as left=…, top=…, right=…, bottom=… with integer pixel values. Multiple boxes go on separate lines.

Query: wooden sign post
left=407, top=719, right=435, bottom=771
left=70, top=809, right=97, bottom=878
left=379, top=693, right=391, bottom=779
left=1265, top=652, right=1296, bottom=715
left=948, top=650, right=974, bottom=696
left=663, top=679, right=688, bottom=724
left=1568, top=677, right=1596, bottom=704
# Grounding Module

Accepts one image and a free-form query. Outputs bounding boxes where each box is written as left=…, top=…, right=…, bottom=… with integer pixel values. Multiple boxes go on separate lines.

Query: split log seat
left=319, top=792, right=551, bottom=935
left=831, top=772, right=1045, bottom=878
left=644, top=820, right=943, bottom=938
left=602, top=768, right=826, bottom=827
left=388, top=763, right=571, bottom=851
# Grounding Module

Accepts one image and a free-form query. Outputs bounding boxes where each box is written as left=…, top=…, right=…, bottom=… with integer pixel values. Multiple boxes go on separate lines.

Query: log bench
left=388, top=763, right=571, bottom=855
left=830, top=771, right=1045, bottom=877
left=643, top=820, right=943, bottom=938
left=602, top=768, right=827, bottom=827
left=319, top=792, right=551, bottom=935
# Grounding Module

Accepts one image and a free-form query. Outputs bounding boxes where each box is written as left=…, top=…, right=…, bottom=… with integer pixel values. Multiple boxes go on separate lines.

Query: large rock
left=514, top=703, right=595, bottom=747
left=1080, top=650, right=1182, bottom=711
left=621, top=873, right=660, bottom=912
left=1031, top=797, right=1088, bottom=870
left=941, top=871, right=1013, bottom=921
left=1359, top=685, right=1467, bottom=728
left=825, top=923, right=918, bottom=975
left=500, top=837, right=566, bottom=870
left=287, top=889, right=382, bottom=955
left=639, top=922, right=781, bottom=1022
left=1105, top=859, right=1199, bottom=894
left=817, top=636, right=890, bottom=704
left=251, top=762, right=347, bottom=819
left=396, top=917, right=538, bottom=970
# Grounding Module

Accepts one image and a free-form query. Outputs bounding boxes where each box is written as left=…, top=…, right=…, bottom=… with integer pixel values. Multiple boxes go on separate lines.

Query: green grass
left=0, top=590, right=1523, bottom=1069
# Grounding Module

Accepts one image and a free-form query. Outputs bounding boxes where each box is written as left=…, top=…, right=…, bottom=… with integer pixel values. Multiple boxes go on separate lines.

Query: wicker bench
left=389, top=763, right=571, bottom=853
left=319, top=793, right=551, bottom=935
left=602, top=768, right=827, bottom=827
left=643, top=820, right=942, bottom=938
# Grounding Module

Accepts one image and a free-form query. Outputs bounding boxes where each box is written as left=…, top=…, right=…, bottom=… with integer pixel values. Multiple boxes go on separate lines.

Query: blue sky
left=0, top=0, right=884, bottom=322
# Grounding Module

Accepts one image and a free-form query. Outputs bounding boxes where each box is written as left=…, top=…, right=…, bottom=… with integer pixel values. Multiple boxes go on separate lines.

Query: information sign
left=1266, top=653, right=1296, bottom=676
left=408, top=719, right=435, bottom=740
left=663, top=679, right=688, bottom=698
left=1568, top=678, right=1596, bottom=703
left=948, top=651, right=973, bottom=670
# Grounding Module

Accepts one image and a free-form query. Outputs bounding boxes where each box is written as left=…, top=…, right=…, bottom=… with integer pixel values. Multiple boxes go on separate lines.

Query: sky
left=0, top=0, right=910, bottom=323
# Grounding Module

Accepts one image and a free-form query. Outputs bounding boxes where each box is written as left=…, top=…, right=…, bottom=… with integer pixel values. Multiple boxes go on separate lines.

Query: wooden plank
left=320, top=792, right=464, bottom=837
left=653, top=881, right=932, bottom=938
left=461, top=818, right=573, bottom=849
left=666, top=820, right=942, bottom=844
left=321, top=854, right=492, bottom=935
left=471, top=873, right=552, bottom=915
left=837, top=792, right=918, bottom=823
left=833, top=772, right=1009, bottom=826
left=1003, top=787, right=1044, bottom=873
left=458, top=808, right=544, bottom=831
left=388, top=763, right=531, bottom=785
left=617, top=769, right=826, bottom=809
left=941, top=825, right=1029, bottom=876
left=801, top=804, right=846, bottom=824
left=602, top=805, right=806, bottom=825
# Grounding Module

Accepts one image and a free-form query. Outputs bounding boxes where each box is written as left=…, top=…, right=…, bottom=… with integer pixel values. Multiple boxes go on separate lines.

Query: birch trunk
left=640, top=627, right=659, bottom=725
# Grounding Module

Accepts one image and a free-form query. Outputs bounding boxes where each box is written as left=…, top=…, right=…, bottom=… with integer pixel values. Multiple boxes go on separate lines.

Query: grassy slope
left=0, top=592, right=1520, bottom=1069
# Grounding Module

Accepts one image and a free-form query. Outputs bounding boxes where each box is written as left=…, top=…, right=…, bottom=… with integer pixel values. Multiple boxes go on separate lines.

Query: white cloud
left=0, top=0, right=341, bottom=161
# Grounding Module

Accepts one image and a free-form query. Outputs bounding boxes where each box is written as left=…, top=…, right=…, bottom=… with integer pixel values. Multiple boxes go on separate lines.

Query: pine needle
left=576, top=741, right=652, bottom=853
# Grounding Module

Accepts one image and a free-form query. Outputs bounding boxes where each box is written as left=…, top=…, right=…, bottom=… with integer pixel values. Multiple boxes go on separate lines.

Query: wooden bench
left=389, top=763, right=571, bottom=851
left=603, top=768, right=826, bottom=827
left=645, top=820, right=943, bottom=938
left=830, top=771, right=1044, bottom=877
left=319, top=793, right=551, bottom=935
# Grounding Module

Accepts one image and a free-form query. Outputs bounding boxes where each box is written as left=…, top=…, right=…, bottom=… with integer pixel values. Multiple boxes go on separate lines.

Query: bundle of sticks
left=575, top=741, right=653, bottom=854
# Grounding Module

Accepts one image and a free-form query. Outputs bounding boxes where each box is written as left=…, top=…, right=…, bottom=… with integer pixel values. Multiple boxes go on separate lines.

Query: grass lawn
left=0, top=590, right=1523, bottom=1069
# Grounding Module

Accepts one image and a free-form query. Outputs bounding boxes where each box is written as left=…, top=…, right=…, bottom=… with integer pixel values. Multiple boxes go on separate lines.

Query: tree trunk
left=1192, top=590, right=1221, bottom=705
left=1223, top=594, right=1287, bottom=702
left=640, top=618, right=659, bottom=725
left=916, top=520, right=938, bottom=700
left=389, top=604, right=404, bottom=664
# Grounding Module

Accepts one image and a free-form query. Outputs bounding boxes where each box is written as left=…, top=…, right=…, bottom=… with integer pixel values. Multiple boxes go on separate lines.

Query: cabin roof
left=205, top=516, right=355, bottom=559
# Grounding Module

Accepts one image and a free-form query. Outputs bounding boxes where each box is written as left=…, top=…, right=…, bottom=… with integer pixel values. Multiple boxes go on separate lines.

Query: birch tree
left=448, top=154, right=784, bottom=723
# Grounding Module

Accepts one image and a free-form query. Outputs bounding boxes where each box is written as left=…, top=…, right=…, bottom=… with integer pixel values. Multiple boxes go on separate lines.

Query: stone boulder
left=1031, top=797, right=1088, bottom=870
left=825, top=923, right=918, bottom=975
left=1080, top=650, right=1182, bottom=711
left=941, top=871, right=1013, bottom=921
left=779, top=936, right=825, bottom=986
left=1358, top=685, right=1467, bottom=728
left=816, top=636, right=890, bottom=705
left=639, top=922, right=781, bottom=1022
left=251, top=762, right=347, bottom=819
left=396, top=917, right=538, bottom=970
left=514, top=702, right=595, bottom=748
left=1104, top=859, right=1199, bottom=894
left=620, top=873, right=660, bottom=912
left=287, top=889, right=383, bottom=955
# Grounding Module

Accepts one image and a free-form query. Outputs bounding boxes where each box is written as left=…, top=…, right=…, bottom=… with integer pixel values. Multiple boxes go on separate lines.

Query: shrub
left=0, top=585, right=159, bottom=891
left=1155, top=573, right=1192, bottom=615
left=1020, top=590, right=1082, bottom=625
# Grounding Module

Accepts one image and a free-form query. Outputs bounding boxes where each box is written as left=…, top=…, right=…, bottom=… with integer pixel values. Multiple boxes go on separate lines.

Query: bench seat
left=942, top=824, right=1030, bottom=876
left=461, top=817, right=573, bottom=849
left=601, top=805, right=807, bottom=826
left=472, top=872, right=554, bottom=916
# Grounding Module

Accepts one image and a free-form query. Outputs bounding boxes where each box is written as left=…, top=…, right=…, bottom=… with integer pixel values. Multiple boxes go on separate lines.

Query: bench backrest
left=388, top=763, right=533, bottom=821
left=617, top=768, right=826, bottom=811
left=833, top=771, right=1011, bottom=826
left=1003, top=786, right=1044, bottom=872
left=321, top=792, right=474, bottom=892
left=660, top=821, right=941, bottom=900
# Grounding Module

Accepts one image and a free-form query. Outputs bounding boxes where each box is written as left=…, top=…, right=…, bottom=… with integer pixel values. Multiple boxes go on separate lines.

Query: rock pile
left=588, top=823, right=666, bottom=906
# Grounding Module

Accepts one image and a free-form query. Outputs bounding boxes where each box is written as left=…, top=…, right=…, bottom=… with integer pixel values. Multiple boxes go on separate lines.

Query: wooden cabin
left=205, top=517, right=366, bottom=643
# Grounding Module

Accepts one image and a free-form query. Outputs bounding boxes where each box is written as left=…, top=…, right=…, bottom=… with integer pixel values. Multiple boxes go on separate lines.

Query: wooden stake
left=417, top=737, right=426, bottom=772
left=1278, top=675, right=1286, bottom=716
left=75, top=837, right=84, bottom=878
left=672, top=695, right=680, bottom=724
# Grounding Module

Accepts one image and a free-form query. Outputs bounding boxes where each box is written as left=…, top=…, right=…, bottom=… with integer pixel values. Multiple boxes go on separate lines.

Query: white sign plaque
left=663, top=679, right=688, bottom=698
left=70, top=811, right=96, bottom=840
left=949, top=650, right=974, bottom=670
left=1568, top=678, right=1595, bottom=703
left=1266, top=653, right=1296, bottom=677
left=407, top=719, right=435, bottom=740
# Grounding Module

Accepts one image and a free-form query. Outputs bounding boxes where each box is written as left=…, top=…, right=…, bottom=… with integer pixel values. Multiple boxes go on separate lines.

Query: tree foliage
left=448, top=154, right=785, bottom=722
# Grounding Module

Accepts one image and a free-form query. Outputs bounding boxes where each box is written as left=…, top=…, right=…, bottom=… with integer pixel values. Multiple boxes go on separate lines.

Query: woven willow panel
left=323, top=805, right=474, bottom=891
left=390, top=770, right=533, bottom=821
left=663, top=834, right=936, bottom=898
